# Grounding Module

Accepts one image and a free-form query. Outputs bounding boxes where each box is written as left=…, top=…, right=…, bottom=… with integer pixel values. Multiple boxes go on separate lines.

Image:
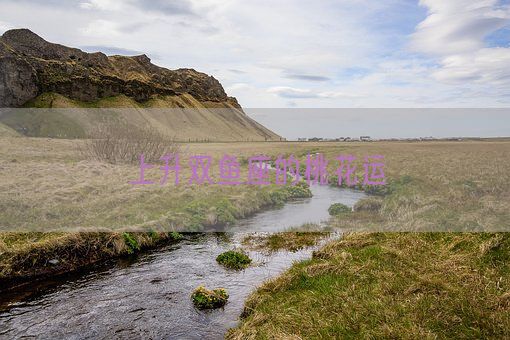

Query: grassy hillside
left=0, top=92, right=280, bottom=141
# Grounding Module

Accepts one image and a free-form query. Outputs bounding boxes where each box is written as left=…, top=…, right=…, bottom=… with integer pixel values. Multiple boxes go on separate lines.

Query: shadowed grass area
left=0, top=231, right=183, bottom=286
left=228, top=232, right=510, bottom=339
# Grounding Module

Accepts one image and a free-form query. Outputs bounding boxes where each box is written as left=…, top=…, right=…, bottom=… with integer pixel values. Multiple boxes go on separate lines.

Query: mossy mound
left=268, top=182, right=313, bottom=207
left=216, top=250, right=252, bottom=269
left=283, top=182, right=313, bottom=198
left=328, top=203, right=352, bottom=216
left=191, top=286, right=229, bottom=309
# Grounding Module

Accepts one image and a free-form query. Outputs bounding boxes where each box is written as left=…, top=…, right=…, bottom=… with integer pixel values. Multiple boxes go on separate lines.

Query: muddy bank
left=0, top=232, right=181, bottom=292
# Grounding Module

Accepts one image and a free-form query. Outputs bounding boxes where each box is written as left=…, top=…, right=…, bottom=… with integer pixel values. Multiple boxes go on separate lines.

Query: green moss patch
left=191, top=286, right=229, bottom=309
left=216, top=250, right=252, bottom=269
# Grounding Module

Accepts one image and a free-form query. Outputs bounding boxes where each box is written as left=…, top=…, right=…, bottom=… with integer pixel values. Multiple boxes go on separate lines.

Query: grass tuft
left=328, top=203, right=351, bottom=215
left=122, top=232, right=140, bottom=254
left=216, top=250, right=252, bottom=269
left=191, top=286, right=229, bottom=309
left=353, top=197, right=383, bottom=212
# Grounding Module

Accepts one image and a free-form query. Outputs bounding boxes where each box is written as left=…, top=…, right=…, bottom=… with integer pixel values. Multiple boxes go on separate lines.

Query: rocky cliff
left=0, top=29, right=240, bottom=107
left=0, top=29, right=243, bottom=107
left=0, top=29, right=280, bottom=141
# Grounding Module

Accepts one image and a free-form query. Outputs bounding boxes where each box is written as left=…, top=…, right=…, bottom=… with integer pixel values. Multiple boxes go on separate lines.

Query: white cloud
left=411, top=0, right=510, bottom=55
left=410, top=0, right=510, bottom=90
left=81, top=19, right=123, bottom=37
left=317, top=91, right=364, bottom=99
left=79, top=0, right=125, bottom=11
left=432, top=48, right=510, bottom=85
left=268, top=87, right=364, bottom=99
left=225, top=83, right=252, bottom=92
left=268, top=87, right=316, bottom=99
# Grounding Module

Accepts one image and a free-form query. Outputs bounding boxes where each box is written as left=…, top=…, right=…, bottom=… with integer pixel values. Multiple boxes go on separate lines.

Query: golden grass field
left=1, top=137, right=509, bottom=250
left=1, top=136, right=509, bottom=337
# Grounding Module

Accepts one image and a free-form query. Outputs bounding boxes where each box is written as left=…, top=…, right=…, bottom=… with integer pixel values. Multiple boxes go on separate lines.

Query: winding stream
left=0, top=186, right=365, bottom=339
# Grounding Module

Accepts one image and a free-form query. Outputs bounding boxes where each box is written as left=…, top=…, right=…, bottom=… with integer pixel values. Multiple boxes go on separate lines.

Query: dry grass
left=287, top=139, right=510, bottom=232
left=81, top=121, right=180, bottom=164
left=0, top=137, right=295, bottom=232
left=243, top=224, right=330, bottom=252
left=0, top=122, right=19, bottom=137
left=227, top=139, right=510, bottom=339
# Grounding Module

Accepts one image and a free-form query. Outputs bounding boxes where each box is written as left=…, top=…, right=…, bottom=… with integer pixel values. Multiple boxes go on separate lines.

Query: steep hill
left=0, top=29, right=280, bottom=141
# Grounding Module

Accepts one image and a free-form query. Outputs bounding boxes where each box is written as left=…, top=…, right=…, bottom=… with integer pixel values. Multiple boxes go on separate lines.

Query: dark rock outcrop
left=0, top=29, right=238, bottom=107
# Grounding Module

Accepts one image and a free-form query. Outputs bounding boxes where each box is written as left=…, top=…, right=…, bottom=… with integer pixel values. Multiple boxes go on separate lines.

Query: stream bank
left=0, top=186, right=366, bottom=339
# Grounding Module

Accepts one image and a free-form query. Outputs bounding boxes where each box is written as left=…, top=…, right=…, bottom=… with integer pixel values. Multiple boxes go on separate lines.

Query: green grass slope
left=0, top=92, right=281, bottom=141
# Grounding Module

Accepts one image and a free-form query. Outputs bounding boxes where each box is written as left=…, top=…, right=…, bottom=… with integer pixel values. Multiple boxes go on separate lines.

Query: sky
left=0, top=0, right=509, bottom=138
left=0, top=0, right=510, bottom=139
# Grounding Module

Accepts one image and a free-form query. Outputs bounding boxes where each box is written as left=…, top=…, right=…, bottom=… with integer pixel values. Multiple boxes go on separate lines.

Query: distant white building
left=360, top=136, right=371, bottom=141
left=420, top=136, right=435, bottom=141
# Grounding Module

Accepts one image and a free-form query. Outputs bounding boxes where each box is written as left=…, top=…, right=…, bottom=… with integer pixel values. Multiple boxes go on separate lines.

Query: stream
left=0, top=186, right=366, bottom=339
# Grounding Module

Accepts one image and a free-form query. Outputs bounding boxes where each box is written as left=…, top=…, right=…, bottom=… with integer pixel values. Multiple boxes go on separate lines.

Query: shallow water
left=0, top=186, right=365, bottom=339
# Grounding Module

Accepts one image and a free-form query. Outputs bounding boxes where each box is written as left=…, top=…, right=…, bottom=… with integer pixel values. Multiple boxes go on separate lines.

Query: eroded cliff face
left=0, top=29, right=281, bottom=141
left=0, top=29, right=240, bottom=108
